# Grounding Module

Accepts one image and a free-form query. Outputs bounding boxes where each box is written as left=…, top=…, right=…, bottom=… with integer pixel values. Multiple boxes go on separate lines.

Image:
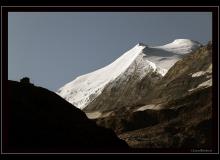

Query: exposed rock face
left=84, top=68, right=162, bottom=112
left=5, top=80, right=128, bottom=153
left=93, top=43, right=213, bottom=149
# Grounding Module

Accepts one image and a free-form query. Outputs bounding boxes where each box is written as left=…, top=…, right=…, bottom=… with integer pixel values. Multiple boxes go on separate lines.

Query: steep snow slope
left=57, top=39, right=201, bottom=110
left=57, top=44, right=164, bottom=109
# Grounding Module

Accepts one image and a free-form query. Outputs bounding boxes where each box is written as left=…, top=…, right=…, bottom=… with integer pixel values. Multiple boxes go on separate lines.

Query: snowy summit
left=57, top=39, right=201, bottom=110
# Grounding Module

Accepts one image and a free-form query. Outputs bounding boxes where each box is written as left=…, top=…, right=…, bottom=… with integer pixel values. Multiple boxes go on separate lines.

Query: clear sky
left=8, top=12, right=212, bottom=91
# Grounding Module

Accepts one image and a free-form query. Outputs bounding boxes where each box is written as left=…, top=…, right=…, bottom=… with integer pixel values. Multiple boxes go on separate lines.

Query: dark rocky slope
left=5, top=80, right=128, bottom=153
left=119, top=87, right=212, bottom=149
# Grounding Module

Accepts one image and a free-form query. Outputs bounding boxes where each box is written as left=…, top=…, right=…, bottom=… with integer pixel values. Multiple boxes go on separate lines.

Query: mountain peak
left=162, top=39, right=202, bottom=48
left=153, top=39, right=202, bottom=54
left=173, top=38, right=195, bottom=42
left=136, top=42, right=148, bottom=47
left=171, top=39, right=201, bottom=46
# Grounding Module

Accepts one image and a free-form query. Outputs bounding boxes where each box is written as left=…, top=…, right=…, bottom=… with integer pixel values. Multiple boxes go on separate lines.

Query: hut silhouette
left=20, top=77, right=30, bottom=84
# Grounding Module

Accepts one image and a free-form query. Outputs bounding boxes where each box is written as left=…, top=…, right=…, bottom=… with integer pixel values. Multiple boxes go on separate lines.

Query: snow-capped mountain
left=94, top=42, right=212, bottom=149
left=57, top=39, right=201, bottom=111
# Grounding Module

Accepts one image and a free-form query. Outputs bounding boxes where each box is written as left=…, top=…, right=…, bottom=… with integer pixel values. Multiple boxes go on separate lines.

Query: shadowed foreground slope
left=5, top=80, right=128, bottom=153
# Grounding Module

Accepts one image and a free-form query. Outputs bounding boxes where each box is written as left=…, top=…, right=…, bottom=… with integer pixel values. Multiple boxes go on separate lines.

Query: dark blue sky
left=8, top=12, right=212, bottom=91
